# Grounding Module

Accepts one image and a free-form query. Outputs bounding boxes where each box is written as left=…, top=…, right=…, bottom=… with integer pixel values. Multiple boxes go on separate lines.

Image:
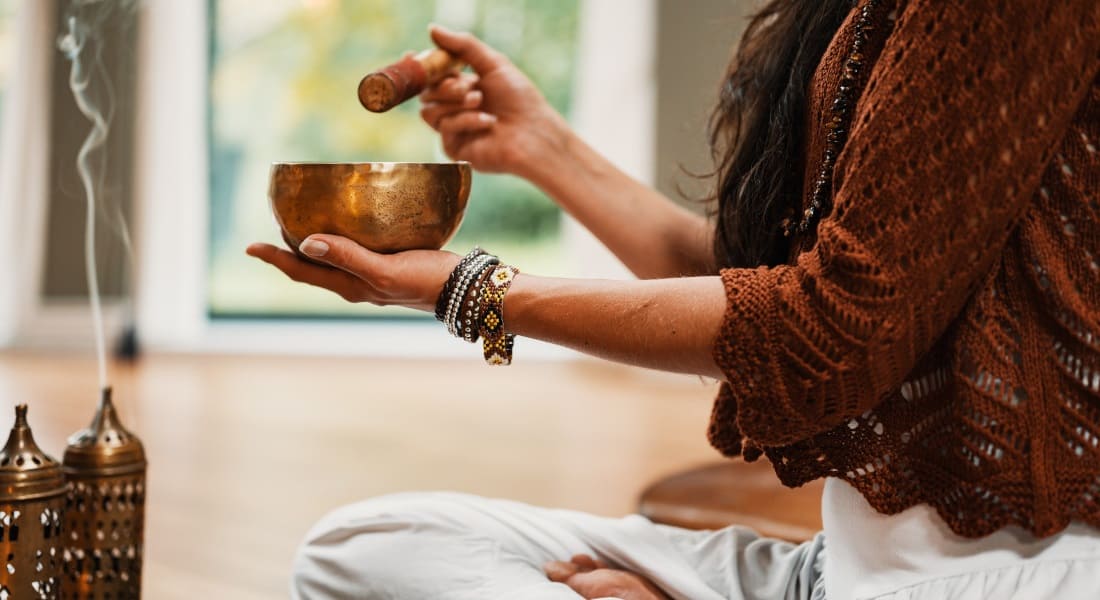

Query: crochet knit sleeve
left=712, top=0, right=1100, bottom=447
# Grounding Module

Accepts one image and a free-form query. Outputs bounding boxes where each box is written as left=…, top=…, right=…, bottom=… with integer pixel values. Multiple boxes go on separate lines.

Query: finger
left=441, top=129, right=484, bottom=161
left=564, top=569, right=666, bottom=599
left=420, top=93, right=484, bottom=129
left=561, top=570, right=615, bottom=598
left=441, top=130, right=496, bottom=166
left=565, top=569, right=671, bottom=600
left=421, top=74, right=479, bottom=104
left=441, top=132, right=464, bottom=161
left=421, top=81, right=479, bottom=110
left=429, top=24, right=507, bottom=75
left=543, top=560, right=580, bottom=584
left=298, top=234, right=385, bottom=282
left=570, top=555, right=600, bottom=572
left=246, top=243, right=366, bottom=300
left=420, top=73, right=479, bottom=103
left=438, top=111, right=496, bottom=138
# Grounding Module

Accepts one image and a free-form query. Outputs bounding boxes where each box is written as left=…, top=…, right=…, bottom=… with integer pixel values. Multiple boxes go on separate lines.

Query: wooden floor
left=0, top=352, right=732, bottom=598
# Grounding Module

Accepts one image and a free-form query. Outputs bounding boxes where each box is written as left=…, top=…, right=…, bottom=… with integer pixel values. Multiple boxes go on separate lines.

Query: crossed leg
left=290, top=491, right=825, bottom=600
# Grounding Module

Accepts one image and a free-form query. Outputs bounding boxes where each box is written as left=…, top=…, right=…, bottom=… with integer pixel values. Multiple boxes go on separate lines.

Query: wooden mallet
left=358, top=48, right=466, bottom=113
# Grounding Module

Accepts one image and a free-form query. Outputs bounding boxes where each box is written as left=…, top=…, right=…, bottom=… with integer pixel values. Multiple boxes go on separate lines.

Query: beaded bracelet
left=448, top=257, right=497, bottom=341
left=435, top=247, right=487, bottom=322
left=455, top=264, right=495, bottom=343
left=479, top=265, right=519, bottom=365
left=446, top=253, right=499, bottom=338
left=445, top=253, right=498, bottom=338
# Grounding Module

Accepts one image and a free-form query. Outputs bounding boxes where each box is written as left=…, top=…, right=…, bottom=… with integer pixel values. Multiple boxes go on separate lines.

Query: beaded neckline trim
left=781, top=0, right=897, bottom=237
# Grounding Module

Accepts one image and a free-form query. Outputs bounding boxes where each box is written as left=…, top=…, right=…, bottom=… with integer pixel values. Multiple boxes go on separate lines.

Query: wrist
left=526, top=131, right=609, bottom=209
left=432, top=248, right=521, bottom=366
left=513, top=112, right=579, bottom=188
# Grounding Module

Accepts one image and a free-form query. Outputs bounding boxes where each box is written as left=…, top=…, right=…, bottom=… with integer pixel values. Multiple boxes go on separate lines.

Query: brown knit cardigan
left=708, top=0, right=1100, bottom=539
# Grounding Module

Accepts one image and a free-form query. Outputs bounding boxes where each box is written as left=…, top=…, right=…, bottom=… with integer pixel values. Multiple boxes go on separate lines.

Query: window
left=131, top=0, right=651, bottom=355
left=208, top=0, right=581, bottom=318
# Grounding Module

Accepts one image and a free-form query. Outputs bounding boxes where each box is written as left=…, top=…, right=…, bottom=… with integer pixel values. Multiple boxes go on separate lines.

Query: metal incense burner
left=62, top=388, right=146, bottom=598
left=0, top=405, right=66, bottom=599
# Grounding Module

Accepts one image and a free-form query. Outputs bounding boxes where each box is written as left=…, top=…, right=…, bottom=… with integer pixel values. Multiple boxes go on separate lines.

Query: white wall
left=0, top=1, right=56, bottom=346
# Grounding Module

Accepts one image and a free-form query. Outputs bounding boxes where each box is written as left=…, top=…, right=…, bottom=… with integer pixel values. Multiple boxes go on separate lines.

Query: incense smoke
left=57, top=0, right=138, bottom=391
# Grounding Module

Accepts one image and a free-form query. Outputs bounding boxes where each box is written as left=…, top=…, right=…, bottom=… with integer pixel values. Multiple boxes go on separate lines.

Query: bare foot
left=544, top=554, right=671, bottom=600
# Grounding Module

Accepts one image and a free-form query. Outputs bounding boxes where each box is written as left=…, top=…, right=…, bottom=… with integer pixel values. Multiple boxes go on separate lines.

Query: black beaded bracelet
left=435, top=247, right=487, bottom=322
left=455, top=261, right=497, bottom=343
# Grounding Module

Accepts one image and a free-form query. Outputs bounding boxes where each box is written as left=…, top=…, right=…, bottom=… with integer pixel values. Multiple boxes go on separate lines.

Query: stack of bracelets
left=434, top=247, right=520, bottom=365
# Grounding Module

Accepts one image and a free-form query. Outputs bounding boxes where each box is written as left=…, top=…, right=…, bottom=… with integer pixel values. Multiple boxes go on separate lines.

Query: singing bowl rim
left=270, top=160, right=472, bottom=167
left=268, top=160, right=472, bottom=254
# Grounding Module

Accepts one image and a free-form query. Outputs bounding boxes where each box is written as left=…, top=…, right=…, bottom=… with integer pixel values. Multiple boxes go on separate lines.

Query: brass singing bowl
left=269, top=162, right=472, bottom=254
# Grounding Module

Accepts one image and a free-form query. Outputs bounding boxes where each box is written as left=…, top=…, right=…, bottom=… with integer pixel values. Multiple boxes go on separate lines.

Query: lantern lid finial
left=0, top=404, right=68, bottom=501
left=63, top=387, right=146, bottom=475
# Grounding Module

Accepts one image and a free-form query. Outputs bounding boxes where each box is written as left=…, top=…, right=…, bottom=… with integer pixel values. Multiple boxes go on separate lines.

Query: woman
left=249, top=0, right=1100, bottom=598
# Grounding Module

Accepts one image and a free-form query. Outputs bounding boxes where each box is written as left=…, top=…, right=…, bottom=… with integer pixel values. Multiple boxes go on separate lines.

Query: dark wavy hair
left=710, top=0, right=854, bottom=268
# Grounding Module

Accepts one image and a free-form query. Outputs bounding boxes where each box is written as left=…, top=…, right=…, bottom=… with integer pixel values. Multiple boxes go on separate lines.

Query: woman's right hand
left=422, top=26, right=714, bottom=280
left=420, top=25, right=571, bottom=182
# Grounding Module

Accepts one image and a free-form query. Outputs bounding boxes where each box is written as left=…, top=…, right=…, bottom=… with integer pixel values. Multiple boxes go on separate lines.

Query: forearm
left=503, top=273, right=727, bottom=378
left=522, top=132, right=715, bottom=279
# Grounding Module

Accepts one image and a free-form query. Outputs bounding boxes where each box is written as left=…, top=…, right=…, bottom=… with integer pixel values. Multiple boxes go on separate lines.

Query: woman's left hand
left=246, top=234, right=460, bottom=313
left=544, top=555, right=671, bottom=600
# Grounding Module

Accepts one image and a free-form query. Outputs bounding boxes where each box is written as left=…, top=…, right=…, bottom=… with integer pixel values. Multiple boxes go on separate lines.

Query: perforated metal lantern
left=62, top=388, right=146, bottom=598
left=0, top=404, right=67, bottom=599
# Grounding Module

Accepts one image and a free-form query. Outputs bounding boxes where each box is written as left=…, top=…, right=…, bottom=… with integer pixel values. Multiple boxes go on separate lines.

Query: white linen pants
left=290, top=491, right=826, bottom=600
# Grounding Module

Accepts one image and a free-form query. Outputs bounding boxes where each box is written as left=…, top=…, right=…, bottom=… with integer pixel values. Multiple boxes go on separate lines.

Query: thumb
left=429, top=24, right=506, bottom=75
left=299, top=234, right=381, bottom=280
